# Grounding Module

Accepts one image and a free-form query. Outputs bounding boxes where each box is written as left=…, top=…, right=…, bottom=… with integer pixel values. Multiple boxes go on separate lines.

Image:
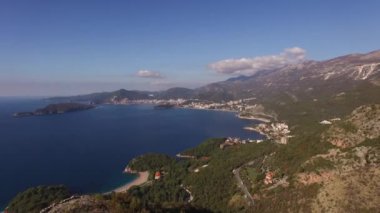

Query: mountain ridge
left=50, top=49, right=380, bottom=104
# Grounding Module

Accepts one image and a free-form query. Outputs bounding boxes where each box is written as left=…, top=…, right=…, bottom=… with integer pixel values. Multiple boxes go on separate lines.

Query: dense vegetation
left=6, top=185, right=71, bottom=213
left=127, top=153, right=191, bottom=205
left=129, top=160, right=190, bottom=205
left=34, top=103, right=95, bottom=114
left=125, top=137, right=325, bottom=212
left=7, top=133, right=380, bottom=212
left=128, top=153, right=175, bottom=171
left=181, top=138, right=225, bottom=157
left=184, top=142, right=276, bottom=212
left=49, top=89, right=152, bottom=104
left=14, top=103, right=95, bottom=117
left=90, top=193, right=211, bottom=212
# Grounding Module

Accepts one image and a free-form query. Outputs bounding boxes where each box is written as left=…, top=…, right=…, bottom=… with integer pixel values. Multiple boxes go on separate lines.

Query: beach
left=112, top=171, right=149, bottom=193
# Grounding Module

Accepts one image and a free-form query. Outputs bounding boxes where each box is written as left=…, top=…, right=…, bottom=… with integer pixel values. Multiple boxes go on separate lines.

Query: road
left=233, top=167, right=255, bottom=206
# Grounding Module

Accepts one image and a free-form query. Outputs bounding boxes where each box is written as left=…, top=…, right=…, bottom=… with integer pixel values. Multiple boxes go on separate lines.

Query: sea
left=0, top=97, right=263, bottom=209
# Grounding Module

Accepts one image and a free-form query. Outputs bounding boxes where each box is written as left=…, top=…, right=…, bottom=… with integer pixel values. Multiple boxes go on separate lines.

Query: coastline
left=119, top=102, right=273, bottom=123
left=106, top=106, right=264, bottom=194
left=181, top=106, right=236, bottom=113
left=1, top=100, right=266, bottom=209
left=110, top=171, right=149, bottom=193
left=237, top=115, right=271, bottom=123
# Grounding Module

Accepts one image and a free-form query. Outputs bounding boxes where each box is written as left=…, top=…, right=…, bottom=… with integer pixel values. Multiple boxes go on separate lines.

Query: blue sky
left=1, top=0, right=380, bottom=96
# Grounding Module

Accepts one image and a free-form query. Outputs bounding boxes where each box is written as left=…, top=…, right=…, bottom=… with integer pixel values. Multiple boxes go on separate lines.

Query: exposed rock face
left=324, top=104, right=380, bottom=148
left=311, top=167, right=380, bottom=213
left=297, top=103, right=380, bottom=212
left=195, top=50, right=380, bottom=102
left=351, top=63, right=380, bottom=80
left=299, top=146, right=380, bottom=181
left=297, top=145, right=380, bottom=212
left=298, top=171, right=335, bottom=185
left=42, top=196, right=111, bottom=213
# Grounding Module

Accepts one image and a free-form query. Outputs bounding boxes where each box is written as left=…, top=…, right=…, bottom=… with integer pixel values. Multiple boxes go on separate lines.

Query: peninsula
left=13, top=103, right=95, bottom=118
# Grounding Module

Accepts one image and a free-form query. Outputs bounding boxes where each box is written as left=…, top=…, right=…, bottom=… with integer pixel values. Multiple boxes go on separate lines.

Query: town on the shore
left=108, top=96, right=295, bottom=145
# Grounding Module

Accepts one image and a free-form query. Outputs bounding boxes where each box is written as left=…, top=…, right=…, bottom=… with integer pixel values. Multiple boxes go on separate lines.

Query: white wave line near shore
left=108, top=171, right=149, bottom=193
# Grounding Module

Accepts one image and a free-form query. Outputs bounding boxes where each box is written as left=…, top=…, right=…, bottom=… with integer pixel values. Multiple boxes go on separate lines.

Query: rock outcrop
left=324, top=104, right=380, bottom=148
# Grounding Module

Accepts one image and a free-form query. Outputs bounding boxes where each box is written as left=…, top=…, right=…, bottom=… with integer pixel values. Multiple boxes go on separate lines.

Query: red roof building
left=264, top=171, right=274, bottom=185
left=154, top=171, right=161, bottom=180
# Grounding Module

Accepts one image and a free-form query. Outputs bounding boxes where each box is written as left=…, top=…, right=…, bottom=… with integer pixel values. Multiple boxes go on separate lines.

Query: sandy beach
left=112, top=171, right=149, bottom=193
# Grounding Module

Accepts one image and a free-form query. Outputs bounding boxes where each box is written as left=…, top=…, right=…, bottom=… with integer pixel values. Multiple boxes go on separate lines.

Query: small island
left=13, top=103, right=95, bottom=118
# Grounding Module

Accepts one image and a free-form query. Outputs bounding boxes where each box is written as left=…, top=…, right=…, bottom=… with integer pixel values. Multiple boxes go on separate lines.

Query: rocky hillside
left=324, top=104, right=380, bottom=148
left=295, top=105, right=380, bottom=212
left=193, top=51, right=380, bottom=127
left=197, top=50, right=380, bottom=100
left=298, top=145, right=380, bottom=212
left=40, top=196, right=109, bottom=213
left=247, top=104, right=380, bottom=212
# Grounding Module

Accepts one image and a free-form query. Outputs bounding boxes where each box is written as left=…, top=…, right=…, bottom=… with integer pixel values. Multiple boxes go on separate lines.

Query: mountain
left=194, top=50, right=380, bottom=125
left=47, top=50, right=380, bottom=130
left=48, top=50, right=380, bottom=126
left=196, top=50, right=380, bottom=101
left=156, top=87, right=195, bottom=99
left=7, top=49, right=380, bottom=213
left=49, top=89, right=154, bottom=104
left=52, top=50, right=380, bottom=107
left=225, top=75, right=251, bottom=82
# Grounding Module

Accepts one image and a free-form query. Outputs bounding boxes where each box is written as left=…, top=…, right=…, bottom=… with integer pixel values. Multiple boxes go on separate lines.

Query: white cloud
left=135, top=70, right=163, bottom=78
left=209, top=47, right=307, bottom=75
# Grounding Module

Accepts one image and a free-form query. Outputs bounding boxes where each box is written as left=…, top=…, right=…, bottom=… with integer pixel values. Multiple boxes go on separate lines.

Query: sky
left=1, top=0, right=380, bottom=96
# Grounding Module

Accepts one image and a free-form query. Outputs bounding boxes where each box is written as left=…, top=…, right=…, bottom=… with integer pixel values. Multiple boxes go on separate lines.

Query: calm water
left=0, top=98, right=262, bottom=209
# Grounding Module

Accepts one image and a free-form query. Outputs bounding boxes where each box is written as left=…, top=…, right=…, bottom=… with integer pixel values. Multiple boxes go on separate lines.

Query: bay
left=0, top=98, right=263, bottom=209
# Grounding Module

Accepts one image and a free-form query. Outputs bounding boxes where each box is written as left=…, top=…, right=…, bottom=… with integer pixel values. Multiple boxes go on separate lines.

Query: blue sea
left=0, top=97, right=262, bottom=209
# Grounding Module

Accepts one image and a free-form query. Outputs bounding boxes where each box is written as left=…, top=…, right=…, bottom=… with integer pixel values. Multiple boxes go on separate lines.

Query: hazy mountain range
left=51, top=50, right=380, bottom=121
left=52, top=50, right=380, bottom=102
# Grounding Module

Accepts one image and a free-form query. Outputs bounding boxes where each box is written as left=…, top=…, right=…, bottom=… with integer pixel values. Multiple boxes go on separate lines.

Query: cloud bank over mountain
left=209, top=47, right=307, bottom=75
left=135, top=70, right=163, bottom=78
